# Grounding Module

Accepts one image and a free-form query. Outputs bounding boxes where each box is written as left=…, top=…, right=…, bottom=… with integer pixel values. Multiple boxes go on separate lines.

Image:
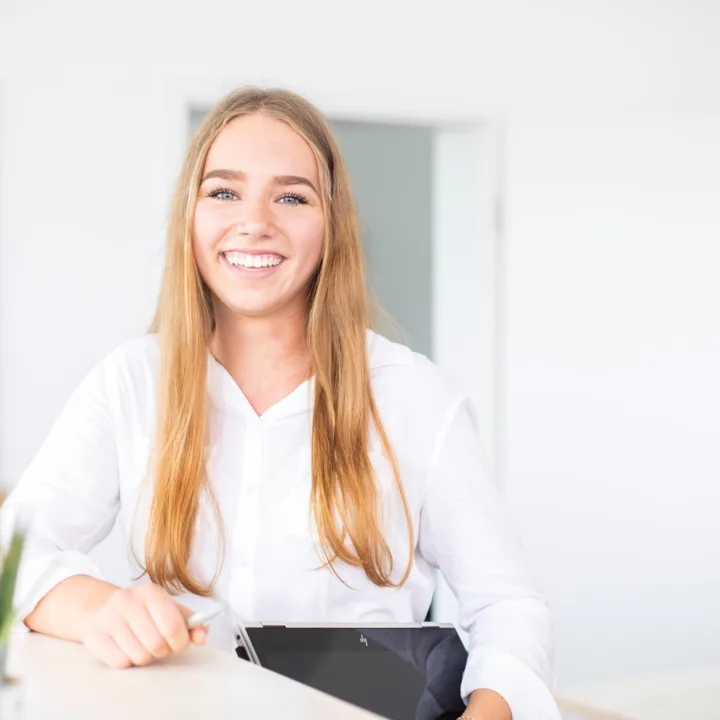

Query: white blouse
left=1, top=332, right=560, bottom=719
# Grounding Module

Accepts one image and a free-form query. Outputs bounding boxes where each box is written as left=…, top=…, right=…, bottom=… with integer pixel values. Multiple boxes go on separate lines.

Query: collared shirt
left=1, top=332, right=560, bottom=719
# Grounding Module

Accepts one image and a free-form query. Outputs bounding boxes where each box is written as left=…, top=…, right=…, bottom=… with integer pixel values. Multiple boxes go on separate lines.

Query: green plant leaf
left=0, top=529, right=25, bottom=638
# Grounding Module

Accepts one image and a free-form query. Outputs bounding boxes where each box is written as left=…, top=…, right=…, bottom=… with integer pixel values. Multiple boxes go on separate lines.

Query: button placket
left=230, top=417, right=263, bottom=620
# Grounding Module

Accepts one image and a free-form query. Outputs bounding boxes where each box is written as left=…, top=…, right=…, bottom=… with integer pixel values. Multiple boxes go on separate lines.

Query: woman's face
left=193, top=113, right=325, bottom=321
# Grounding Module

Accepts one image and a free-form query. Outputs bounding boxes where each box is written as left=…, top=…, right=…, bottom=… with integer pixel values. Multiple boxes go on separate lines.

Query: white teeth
left=224, top=252, right=284, bottom=269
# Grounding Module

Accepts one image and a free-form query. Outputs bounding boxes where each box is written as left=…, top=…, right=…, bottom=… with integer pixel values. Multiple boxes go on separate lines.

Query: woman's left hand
left=460, top=689, right=512, bottom=720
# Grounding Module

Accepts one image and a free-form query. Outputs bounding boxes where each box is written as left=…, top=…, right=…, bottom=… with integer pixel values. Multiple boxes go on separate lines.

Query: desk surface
left=557, top=666, right=720, bottom=720
left=11, top=632, right=711, bottom=720
left=7, top=632, right=382, bottom=720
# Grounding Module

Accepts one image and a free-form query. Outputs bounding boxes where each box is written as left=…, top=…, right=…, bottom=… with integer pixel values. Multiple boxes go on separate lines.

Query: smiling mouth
left=222, top=251, right=285, bottom=270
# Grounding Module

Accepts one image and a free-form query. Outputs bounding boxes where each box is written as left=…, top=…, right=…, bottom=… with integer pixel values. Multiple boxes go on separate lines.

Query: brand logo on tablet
left=359, top=635, right=368, bottom=646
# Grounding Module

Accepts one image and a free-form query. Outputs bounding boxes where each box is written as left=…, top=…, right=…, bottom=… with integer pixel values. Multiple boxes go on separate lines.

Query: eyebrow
left=201, top=169, right=318, bottom=194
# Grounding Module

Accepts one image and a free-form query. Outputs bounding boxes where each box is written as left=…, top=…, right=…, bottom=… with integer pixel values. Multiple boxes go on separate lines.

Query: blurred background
left=1, top=1, right=719, bottom=718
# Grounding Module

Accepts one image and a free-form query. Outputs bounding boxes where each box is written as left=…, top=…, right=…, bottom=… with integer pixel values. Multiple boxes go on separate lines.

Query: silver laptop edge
left=237, top=621, right=455, bottom=629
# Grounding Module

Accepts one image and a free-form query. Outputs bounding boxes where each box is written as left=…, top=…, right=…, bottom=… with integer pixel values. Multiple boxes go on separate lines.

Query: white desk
left=557, top=667, right=720, bottom=720
left=6, top=632, right=381, bottom=720
left=12, top=631, right=709, bottom=720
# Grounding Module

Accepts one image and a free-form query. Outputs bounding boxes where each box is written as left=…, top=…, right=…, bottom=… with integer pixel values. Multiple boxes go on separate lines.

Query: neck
left=210, top=302, right=311, bottom=413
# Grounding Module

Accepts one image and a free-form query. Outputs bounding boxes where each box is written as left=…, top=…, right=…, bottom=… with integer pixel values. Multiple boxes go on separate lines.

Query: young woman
left=1, top=88, right=560, bottom=719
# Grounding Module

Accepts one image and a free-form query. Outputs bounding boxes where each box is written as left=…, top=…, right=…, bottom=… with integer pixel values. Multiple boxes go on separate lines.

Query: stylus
left=187, top=600, right=229, bottom=629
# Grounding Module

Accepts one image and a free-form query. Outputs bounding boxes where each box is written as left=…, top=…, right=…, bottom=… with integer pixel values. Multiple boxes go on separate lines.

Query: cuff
left=13, top=550, right=106, bottom=629
left=461, top=646, right=561, bottom=720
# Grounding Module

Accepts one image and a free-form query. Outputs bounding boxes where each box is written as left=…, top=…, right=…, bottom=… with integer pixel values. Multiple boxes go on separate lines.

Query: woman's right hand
left=81, top=583, right=207, bottom=669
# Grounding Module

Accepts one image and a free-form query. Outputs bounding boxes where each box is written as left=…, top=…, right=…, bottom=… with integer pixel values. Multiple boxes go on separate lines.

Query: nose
left=234, top=197, right=273, bottom=240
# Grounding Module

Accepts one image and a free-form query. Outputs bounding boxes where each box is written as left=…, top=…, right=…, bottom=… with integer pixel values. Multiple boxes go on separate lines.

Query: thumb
left=177, top=604, right=208, bottom=645
left=190, top=626, right=208, bottom=645
left=177, top=603, right=196, bottom=620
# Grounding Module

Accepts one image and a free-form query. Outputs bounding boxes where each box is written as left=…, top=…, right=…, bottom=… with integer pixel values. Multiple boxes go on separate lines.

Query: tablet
left=234, top=622, right=468, bottom=720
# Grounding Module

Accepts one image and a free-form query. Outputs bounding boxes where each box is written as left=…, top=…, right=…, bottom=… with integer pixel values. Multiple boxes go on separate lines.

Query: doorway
left=331, top=121, right=434, bottom=357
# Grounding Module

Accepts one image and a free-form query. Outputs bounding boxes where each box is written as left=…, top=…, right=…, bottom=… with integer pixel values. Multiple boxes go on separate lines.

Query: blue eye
left=277, top=192, right=308, bottom=205
left=207, top=187, right=237, bottom=201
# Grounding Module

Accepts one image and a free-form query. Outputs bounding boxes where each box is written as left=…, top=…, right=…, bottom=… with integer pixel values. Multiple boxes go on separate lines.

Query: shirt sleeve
left=417, top=398, right=561, bottom=720
left=0, top=358, right=121, bottom=627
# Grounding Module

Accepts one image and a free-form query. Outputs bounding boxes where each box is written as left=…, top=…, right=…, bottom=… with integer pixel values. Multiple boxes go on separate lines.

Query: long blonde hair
left=145, top=88, right=413, bottom=595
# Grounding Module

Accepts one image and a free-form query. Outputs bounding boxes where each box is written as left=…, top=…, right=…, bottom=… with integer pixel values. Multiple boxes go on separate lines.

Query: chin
left=213, top=286, right=307, bottom=322
left=225, top=303, right=276, bottom=318
left=223, top=296, right=288, bottom=319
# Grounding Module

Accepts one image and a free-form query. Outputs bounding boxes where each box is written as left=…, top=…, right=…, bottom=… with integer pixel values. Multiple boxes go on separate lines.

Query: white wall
left=504, top=116, right=720, bottom=686
left=1, top=0, right=719, bottom=692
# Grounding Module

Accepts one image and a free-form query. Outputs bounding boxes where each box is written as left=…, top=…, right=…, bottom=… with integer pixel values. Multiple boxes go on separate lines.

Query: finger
left=146, top=594, right=191, bottom=654
left=88, top=629, right=133, bottom=669
left=125, top=602, right=172, bottom=659
left=111, top=619, right=155, bottom=667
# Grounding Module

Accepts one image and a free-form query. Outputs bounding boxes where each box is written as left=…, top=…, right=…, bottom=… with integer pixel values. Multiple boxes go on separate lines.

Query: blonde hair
left=145, top=87, right=413, bottom=595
